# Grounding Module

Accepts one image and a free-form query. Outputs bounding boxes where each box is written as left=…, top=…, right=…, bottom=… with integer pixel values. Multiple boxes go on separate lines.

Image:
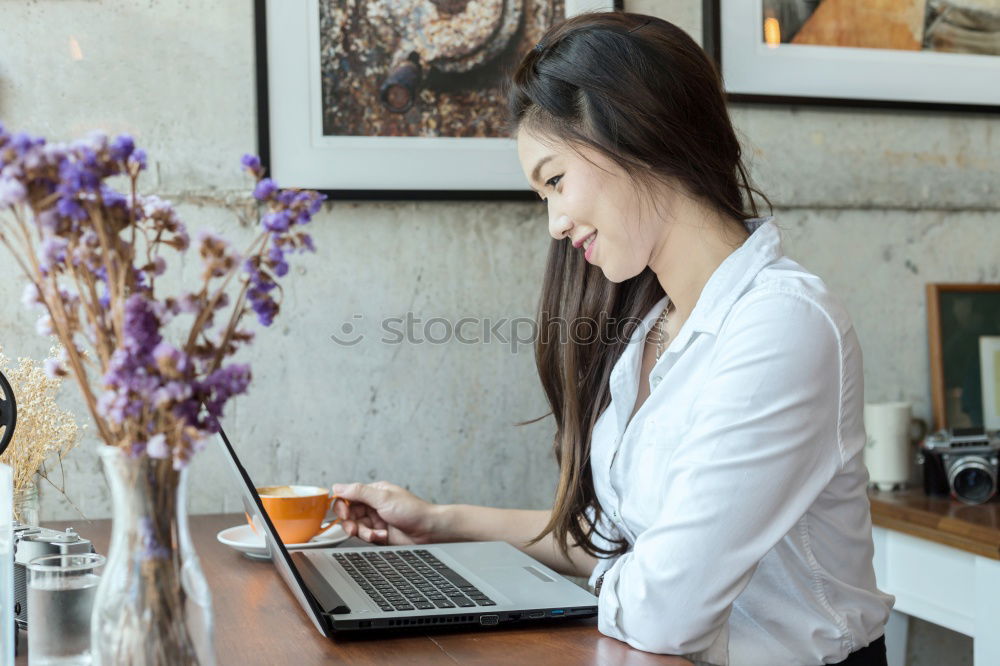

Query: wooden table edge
left=869, top=491, right=1000, bottom=560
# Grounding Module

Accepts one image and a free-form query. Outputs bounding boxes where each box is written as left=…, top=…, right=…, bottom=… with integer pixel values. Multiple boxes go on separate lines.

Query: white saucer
left=217, top=523, right=348, bottom=560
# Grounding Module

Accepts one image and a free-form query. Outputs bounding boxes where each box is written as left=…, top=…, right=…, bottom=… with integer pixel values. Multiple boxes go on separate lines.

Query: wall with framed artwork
left=257, top=0, right=622, bottom=200
left=2, top=3, right=993, bottom=662
left=0, top=0, right=995, bottom=550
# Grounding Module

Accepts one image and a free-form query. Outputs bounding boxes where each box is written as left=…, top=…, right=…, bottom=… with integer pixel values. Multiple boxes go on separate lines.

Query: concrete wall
left=2, top=1, right=993, bottom=663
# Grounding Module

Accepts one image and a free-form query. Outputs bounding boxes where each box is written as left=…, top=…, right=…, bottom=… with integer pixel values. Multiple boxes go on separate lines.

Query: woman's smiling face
left=516, top=126, right=666, bottom=283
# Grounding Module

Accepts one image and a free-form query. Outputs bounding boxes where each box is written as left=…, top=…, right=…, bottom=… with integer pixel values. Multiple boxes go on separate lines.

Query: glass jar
left=27, top=552, right=105, bottom=665
left=13, top=481, right=38, bottom=525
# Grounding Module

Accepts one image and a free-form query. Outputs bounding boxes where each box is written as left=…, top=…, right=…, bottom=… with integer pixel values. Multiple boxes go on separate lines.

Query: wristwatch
left=593, top=572, right=605, bottom=597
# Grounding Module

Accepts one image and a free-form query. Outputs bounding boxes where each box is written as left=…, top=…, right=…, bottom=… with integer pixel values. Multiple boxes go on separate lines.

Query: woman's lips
left=584, top=233, right=597, bottom=262
left=572, top=231, right=595, bottom=249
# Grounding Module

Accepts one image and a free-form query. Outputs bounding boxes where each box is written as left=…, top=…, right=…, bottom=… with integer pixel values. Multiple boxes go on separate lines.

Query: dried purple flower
left=152, top=342, right=189, bottom=378
left=253, top=178, right=277, bottom=201
left=108, top=135, right=135, bottom=162
left=37, top=237, right=69, bottom=274
left=43, top=357, right=67, bottom=379
left=128, top=148, right=147, bottom=171
left=262, top=210, right=292, bottom=233
left=176, top=292, right=200, bottom=314
left=21, top=283, right=41, bottom=308
left=35, top=315, right=53, bottom=336
left=241, top=154, right=262, bottom=177
left=122, top=294, right=163, bottom=356
left=146, top=433, right=169, bottom=459
left=0, top=174, right=26, bottom=205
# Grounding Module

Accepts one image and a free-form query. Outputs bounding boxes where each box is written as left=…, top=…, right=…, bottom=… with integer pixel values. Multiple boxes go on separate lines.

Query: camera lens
left=948, top=458, right=997, bottom=505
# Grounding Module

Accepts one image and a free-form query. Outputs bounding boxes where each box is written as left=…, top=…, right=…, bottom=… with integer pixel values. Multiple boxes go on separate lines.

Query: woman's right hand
left=330, top=481, right=441, bottom=546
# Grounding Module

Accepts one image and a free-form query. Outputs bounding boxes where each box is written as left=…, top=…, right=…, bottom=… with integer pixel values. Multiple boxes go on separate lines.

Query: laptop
left=216, top=427, right=598, bottom=635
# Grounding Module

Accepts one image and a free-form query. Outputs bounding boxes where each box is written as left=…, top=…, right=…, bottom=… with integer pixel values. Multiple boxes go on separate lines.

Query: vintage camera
left=11, top=522, right=94, bottom=631
left=919, top=427, right=1000, bottom=505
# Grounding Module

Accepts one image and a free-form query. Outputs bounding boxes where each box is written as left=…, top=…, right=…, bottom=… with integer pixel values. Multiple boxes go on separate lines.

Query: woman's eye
left=546, top=175, right=562, bottom=188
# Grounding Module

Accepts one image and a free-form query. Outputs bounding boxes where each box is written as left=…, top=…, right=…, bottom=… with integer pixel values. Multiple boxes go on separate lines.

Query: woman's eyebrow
left=530, top=155, right=555, bottom=188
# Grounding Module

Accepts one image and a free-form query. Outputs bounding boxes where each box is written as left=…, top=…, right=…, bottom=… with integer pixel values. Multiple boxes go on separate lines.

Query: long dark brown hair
left=506, top=11, right=771, bottom=560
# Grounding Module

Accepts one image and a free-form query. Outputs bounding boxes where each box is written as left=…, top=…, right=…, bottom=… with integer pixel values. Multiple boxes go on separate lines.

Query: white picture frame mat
left=720, top=0, right=1000, bottom=106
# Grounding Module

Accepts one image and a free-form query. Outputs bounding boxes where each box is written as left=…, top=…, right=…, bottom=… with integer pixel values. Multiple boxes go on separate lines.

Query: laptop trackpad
left=522, top=565, right=555, bottom=582
left=474, top=564, right=566, bottom=605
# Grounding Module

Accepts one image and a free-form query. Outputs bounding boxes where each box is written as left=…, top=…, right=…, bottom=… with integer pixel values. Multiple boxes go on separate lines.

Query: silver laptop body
left=217, top=428, right=598, bottom=635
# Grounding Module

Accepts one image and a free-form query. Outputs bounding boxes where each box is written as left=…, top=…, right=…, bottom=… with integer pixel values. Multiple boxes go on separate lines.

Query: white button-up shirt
left=587, top=218, right=894, bottom=666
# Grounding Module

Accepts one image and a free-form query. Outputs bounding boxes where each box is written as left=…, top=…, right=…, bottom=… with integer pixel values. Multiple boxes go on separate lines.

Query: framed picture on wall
left=926, top=284, right=1000, bottom=430
left=703, top=0, right=1000, bottom=113
left=981, top=336, right=1000, bottom=430
left=256, top=0, right=621, bottom=201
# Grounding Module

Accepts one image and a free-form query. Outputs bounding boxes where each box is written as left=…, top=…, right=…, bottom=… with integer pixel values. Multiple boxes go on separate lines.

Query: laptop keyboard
left=333, top=549, right=496, bottom=612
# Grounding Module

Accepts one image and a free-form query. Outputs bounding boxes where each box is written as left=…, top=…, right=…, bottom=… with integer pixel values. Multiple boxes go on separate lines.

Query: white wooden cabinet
left=872, top=521, right=1000, bottom=665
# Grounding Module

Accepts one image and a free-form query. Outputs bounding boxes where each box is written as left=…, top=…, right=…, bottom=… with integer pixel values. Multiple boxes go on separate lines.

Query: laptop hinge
left=291, top=552, right=351, bottom=615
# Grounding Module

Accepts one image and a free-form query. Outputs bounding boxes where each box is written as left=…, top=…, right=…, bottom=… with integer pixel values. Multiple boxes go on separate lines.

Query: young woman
left=331, top=12, right=893, bottom=666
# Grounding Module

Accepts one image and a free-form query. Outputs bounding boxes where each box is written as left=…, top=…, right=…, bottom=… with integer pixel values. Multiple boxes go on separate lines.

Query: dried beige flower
left=0, top=345, right=82, bottom=521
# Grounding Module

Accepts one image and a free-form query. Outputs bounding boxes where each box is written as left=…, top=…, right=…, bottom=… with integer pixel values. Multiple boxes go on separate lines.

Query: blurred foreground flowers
left=0, top=124, right=324, bottom=665
left=0, top=126, right=322, bottom=468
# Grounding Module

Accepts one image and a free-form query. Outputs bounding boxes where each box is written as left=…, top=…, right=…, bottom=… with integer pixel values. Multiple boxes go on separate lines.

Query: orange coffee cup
left=248, top=485, right=346, bottom=544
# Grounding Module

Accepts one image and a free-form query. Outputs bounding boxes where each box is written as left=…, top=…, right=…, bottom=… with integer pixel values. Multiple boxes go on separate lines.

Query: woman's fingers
left=332, top=484, right=396, bottom=526
left=332, top=497, right=352, bottom=520
left=358, top=523, right=389, bottom=544
left=331, top=482, right=387, bottom=510
left=341, top=514, right=379, bottom=538
left=330, top=481, right=411, bottom=544
left=347, top=502, right=371, bottom=521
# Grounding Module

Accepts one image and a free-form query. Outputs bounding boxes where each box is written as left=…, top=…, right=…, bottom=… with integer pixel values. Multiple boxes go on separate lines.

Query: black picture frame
left=703, top=0, right=1000, bottom=115
left=254, top=0, right=624, bottom=202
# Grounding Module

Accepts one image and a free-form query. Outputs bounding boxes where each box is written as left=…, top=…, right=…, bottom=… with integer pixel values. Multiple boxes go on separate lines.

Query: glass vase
left=91, top=445, right=214, bottom=665
left=13, top=481, right=38, bottom=525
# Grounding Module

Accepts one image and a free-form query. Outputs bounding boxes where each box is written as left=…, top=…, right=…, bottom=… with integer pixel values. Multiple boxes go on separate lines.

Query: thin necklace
left=654, top=300, right=673, bottom=360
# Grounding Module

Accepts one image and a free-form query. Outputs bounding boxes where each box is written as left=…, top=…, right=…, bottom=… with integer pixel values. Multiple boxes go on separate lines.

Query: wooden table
left=869, top=489, right=1000, bottom=666
left=18, top=514, right=690, bottom=665
left=869, top=488, right=1000, bottom=559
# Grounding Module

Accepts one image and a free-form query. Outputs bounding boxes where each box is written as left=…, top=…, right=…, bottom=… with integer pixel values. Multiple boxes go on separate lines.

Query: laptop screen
left=215, top=427, right=329, bottom=635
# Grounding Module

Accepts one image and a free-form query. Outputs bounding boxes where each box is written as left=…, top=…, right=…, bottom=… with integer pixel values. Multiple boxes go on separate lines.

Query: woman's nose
left=548, top=213, right=572, bottom=240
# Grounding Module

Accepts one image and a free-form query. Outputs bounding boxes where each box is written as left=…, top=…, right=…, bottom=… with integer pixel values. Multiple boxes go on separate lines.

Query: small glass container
left=26, top=552, right=105, bottom=666
left=14, top=482, right=39, bottom=526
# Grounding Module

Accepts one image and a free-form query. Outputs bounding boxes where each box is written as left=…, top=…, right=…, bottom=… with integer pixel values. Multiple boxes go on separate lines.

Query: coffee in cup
left=249, top=485, right=346, bottom=544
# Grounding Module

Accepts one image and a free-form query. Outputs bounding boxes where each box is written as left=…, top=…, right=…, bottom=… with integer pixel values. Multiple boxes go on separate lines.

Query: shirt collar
left=685, top=216, right=781, bottom=336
